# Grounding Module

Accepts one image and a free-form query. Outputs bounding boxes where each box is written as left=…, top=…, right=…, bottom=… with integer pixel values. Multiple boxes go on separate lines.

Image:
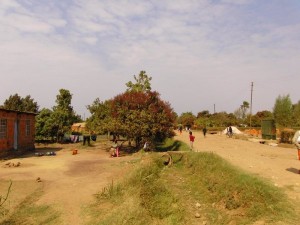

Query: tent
left=222, top=126, right=242, bottom=135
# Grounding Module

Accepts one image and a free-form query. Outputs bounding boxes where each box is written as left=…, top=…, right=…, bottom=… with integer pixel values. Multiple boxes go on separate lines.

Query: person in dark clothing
left=202, top=127, right=207, bottom=138
left=227, top=126, right=233, bottom=138
left=83, top=129, right=91, bottom=146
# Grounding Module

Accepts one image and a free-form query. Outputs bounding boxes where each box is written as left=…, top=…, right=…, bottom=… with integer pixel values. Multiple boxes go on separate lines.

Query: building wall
left=0, top=109, right=36, bottom=157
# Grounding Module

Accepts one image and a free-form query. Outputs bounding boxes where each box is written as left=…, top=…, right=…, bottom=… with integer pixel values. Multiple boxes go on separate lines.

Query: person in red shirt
left=189, top=131, right=195, bottom=150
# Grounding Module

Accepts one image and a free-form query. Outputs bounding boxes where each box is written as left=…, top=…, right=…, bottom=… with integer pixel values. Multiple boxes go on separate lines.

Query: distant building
left=0, top=108, right=36, bottom=157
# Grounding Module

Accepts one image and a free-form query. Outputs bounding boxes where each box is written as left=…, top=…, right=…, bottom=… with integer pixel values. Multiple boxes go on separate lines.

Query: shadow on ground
left=286, top=167, right=300, bottom=174
left=155, top=140, right=182, bottom=152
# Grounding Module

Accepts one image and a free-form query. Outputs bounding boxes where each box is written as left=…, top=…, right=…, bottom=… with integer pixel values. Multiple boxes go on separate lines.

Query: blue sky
left=1, top=0, right=300, bottom=118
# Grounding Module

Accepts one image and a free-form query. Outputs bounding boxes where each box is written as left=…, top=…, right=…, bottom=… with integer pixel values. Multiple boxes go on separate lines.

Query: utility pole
left=214, top=104, right=216, bottom=114
left=250, top=82, right=253, bottom=128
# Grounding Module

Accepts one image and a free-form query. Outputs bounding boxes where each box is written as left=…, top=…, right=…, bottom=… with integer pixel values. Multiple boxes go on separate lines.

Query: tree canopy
left=292, top=101, right=300, bottom=127
left=273, top=94, right=293, bottom=127
left=126, top=71, right=152, bottom=92
left=51, top=89, right=81, bottom=140
left=177, top=112, right=196, bottom=129
left=2, top=94, right=39, bottom=113
left=35, top=89, right=81, bottom=141
left=87, top=71, right=175, bottom=147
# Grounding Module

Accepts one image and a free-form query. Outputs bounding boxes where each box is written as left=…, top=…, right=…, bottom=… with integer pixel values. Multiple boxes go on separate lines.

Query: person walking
left=189, top=131, right=195, bottom=150
left=227, top=126, right=233, bottom=138
left=179, top=126, right=183, bottom=135
left=292, top=130, right=300, bottom=174
left=292, top=130, right=300, bottom=160
left=83, top=129, right=91, bottom=146
left=202, top=127, right=207, bottom=138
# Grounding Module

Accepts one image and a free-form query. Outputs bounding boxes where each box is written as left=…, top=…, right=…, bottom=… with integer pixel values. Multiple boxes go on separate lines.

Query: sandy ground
left=0, top=143, right=132, bottom=225
left=1, top=132, right=300, bottom=224
left=174, top=130, right=300, bottom=202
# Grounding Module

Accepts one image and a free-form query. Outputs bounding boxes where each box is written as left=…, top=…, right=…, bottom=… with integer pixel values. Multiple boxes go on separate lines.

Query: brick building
left=0, top=108, right=36, bottom=157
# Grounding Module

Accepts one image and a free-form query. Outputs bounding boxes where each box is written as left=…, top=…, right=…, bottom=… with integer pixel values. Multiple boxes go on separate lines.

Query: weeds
left=96, top=180, right=122, bottom=201
left=87, top=139, right=299, bottom=225
left=0, top=187, right=60, bottom=225
left=0, top=181, right=12, bottom=217
left=182, top=152, right=299, bottom=224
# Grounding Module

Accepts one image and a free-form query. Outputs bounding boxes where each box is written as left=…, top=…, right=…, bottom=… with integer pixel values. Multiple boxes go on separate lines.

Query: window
left=25, top=119, right=30, bottom=136
left=0, top=119, right=7, bottom=139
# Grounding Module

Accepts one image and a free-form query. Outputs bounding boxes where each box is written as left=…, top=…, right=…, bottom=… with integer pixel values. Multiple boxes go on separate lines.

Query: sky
left=1, top=0, right=300, bottom=119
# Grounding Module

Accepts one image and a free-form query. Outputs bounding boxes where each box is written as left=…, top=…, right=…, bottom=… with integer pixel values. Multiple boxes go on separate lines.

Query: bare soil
left=1, top=132, right=299, bottom=224
left=0, top=142, right=134, bottom=225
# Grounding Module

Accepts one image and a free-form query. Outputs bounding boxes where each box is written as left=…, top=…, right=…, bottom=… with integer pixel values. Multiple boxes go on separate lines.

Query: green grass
left=86, top=139, right=299, bottom=225
left=170, top=152, right=299, bottom=224
left=86, top=155, right=185, bottom=225
left=0, top=187, right=61, bottom=225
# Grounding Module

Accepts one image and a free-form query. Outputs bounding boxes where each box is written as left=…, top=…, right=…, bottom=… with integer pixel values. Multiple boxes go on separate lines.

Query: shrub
left=280, top=129, right=295, bottom=143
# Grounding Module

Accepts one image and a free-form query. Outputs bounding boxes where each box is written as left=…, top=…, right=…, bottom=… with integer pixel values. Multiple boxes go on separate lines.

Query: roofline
left=0, top=108, right=38, bottom=115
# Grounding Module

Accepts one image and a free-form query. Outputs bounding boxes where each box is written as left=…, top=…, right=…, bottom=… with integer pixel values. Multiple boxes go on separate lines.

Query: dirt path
left=0, top=143, right=133, bottom=225
left=1, top=134, right=300, bottom=224
left=174, top=131, right=300, bottom=202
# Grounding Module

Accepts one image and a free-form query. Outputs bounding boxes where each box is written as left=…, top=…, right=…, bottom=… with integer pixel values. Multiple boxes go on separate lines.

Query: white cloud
left=220, top=0, right=254, bottom=5
left=0, top=0, right=299, bottom=116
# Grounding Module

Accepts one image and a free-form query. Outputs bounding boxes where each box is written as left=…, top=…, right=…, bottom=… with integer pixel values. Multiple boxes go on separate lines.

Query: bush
left=280, top=130, right=295, bottom=143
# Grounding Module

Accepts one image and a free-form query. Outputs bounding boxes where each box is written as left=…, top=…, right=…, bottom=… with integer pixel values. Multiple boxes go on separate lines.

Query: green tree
left=126, top=71, right=152, bottom=92
left=177, top=112, right=196, bottom=129
left=87, top=72, right=175, bottom=148
left=240, top=101, right=249, bottom=120
left=35, top=108, right=56, bottom=140
left=52, top=89, right=81, bottom=141
left=2, top=94, right=39, bottom=113
left=292, top=100, right=300, bottom=127
left=86, top=98, right=112, bottom=134
left=210, top=112, right=237, bottom=127
left=250, top=110, right=273, bottom=127
left=197, top=110, right=210, bottom=118
left=273, top=94, right=293, bottom=127
left=110, top=91, right=175, bottom=147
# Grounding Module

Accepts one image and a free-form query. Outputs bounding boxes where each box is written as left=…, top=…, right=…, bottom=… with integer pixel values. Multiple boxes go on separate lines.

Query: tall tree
left=197, top=110, right=210, bottom=118
left=177, top=112, right=196, bottom=129
left=110, top=91, right=175, bottom=146
left=86, top=98, right=111, bottom=134
left=292, top=100, right=300, bottom=127
left=250, top=110, right=273, bottom=127
left=273, top=94, right=293, bottom=127
left=52, top=89, right=81, bottom=141
left=240, top=101, right=249, bottom=120
left=35, top=108, right=56, bottom=140
left=2, top=94, right=39, bottom=113
left=87, top=72, right=175, bottom=148
left=126, top=71, right=152, bottom=92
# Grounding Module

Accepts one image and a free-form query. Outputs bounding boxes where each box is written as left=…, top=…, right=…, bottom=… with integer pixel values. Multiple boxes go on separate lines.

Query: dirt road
left=174, top=130, right=300, bottom=202
left=0, top=143, right=131, bottom=225
left=1, top=133, right=300, bottom=224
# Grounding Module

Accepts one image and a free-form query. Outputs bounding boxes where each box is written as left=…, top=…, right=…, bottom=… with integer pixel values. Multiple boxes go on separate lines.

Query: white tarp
left=292, top=130, right=300, bottom=144
left=222, top=126, right=242, bottom=135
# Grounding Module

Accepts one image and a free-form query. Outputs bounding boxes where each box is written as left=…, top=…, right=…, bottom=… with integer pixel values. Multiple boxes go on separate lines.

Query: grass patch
left=87, top=155, right=185, bottom=225
left=86, top=139, right=299, bottom=225
left=175, top=152, right=299, bottom=224
left=0, top=187, right=61, bottom=225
